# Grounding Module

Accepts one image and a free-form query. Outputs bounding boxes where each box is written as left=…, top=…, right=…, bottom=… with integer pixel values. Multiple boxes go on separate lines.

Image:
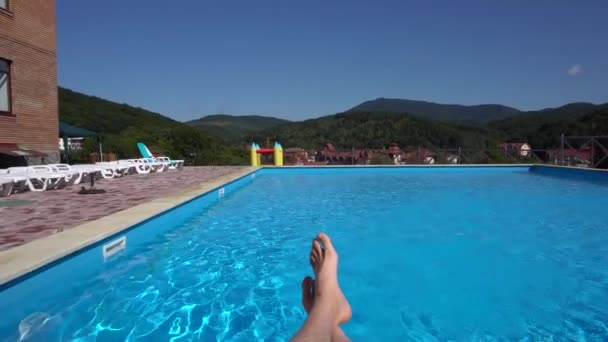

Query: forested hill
left=490, top=104, right=608, bottom=148
left=248, top=111, right=498, bottom=150
left=349, top=98, right=521, bottom=123
left=58, top=87, right=247, bottom=165
left=59, top=87, right=182, bottom=133
left=186, top=114, right=289, bottom=142
left=59, top=85, right=608, bottom=164
left=250, top=105, right=608, bottom=150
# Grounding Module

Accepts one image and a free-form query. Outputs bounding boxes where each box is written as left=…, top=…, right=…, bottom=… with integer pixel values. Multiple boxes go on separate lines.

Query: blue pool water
left=1, top=167, right=608, bottom=341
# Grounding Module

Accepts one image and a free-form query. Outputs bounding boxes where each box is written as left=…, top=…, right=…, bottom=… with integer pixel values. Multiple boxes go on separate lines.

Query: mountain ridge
left=247, top=102, right=608, bottom=150
left=59, top=86, right=608, bottom=166
left=349, top=97, right=521, bottom=123
left=186, top=114, right=290, bottom=142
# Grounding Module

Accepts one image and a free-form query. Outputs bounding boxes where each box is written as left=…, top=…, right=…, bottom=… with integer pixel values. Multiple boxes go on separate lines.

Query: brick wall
left=0, top=0, right=58, bottom=162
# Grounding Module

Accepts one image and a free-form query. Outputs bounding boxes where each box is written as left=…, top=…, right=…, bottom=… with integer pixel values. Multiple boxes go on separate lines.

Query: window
left=0, top=0, right=7, bottom=11
left=0, top=59, right=11, bottom=114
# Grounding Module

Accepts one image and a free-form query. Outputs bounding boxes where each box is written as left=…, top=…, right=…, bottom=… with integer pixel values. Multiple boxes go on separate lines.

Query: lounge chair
left=6, top=167, right=66, bottom=192
left=126, top=159, right=168, bottom=174
left=49, top=164, right=107, bottom=184
left=100, top=160, right=157, bottom=175
left=95, top=162, right=133, bottom=178
left=137, top=142, right=184, bottom=170
left=129, top=158, right=167, bottom=173
left=74, top=164, right=118, bottom=179
left=0, top=170, right=28, bottom=195
left=30, top=165, right=79, bottom=187
left=0, top=177, right=14, bottom=197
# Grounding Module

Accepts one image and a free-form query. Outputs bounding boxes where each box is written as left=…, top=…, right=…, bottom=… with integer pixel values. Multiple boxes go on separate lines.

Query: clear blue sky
left=57, top=0, right=608, bottom=121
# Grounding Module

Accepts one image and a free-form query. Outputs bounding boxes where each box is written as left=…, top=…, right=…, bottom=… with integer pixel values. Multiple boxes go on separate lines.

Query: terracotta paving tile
left=0, top=166, right=249, bottom=251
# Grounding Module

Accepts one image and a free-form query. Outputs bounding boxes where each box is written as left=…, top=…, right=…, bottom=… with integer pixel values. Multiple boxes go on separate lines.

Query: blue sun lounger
left=137, top=142, right=184, bottom=170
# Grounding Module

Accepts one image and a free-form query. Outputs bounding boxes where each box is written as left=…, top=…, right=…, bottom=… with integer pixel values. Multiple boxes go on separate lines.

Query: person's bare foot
left=309, top=233, right=352, bottom=326
left=301, top=276, right=351, bottom=342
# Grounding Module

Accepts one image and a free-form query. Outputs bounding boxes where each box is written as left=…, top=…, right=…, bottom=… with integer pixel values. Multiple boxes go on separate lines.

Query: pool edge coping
left=0, top=167, right=259, bottom=286
left=530, top=163, right=608, bottom=173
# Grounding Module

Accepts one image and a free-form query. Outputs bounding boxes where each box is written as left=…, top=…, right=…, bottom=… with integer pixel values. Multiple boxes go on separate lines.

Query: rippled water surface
left=2, top=167, right=608, bottom=341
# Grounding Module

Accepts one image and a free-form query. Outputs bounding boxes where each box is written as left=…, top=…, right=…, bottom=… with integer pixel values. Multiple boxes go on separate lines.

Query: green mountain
left=249, top=111, right=498, bottom=150
left=59, top=87, right=180, bottom=134
left=58, top=86, right=608, bottom=166
left=489, top=103, right=608, bottom=148
left=187, top=114, right=290, bottom=142
left=59, top=87, right=247, bottom=165
left=350, top=98, right=521, bottom=123
left=251, top=104, right=608, bottom=152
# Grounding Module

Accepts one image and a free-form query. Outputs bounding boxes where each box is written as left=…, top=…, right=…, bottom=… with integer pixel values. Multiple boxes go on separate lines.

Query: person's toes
left=312, top=239, right=322, bottom=259
left=309, top=253, right=316, bottom=266
left=311, top=249, right=319, bottom=264
left=317, top=233, right=336, bottom=256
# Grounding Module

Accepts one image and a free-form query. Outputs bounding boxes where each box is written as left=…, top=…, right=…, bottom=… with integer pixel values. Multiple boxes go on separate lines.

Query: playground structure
left=250, top=142, right=283, bottom=166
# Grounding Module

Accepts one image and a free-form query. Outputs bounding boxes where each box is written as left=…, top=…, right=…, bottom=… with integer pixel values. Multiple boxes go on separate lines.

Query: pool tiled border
left=0, top=167, right=258, bottom=286
left=531, top=164, right=608, bottom=173
left=2, top=163, right=606, bottom=287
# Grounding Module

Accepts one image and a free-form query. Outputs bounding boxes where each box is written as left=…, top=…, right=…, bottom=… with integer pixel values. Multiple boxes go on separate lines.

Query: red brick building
left=0, top=0, right=59, bottom=165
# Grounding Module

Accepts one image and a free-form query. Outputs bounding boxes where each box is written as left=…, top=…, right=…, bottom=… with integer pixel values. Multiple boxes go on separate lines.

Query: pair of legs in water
left=292, top=233, right=352, bottom=342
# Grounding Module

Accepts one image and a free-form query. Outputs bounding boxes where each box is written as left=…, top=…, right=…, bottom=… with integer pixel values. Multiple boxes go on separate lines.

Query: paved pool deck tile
left=0, top=166, right=256, bottom=285
left=0, top=166, right=252, bottom=252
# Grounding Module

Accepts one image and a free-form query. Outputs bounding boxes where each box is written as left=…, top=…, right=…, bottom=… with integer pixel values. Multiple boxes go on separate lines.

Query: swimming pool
left=1, top=166, right=608, bottom=340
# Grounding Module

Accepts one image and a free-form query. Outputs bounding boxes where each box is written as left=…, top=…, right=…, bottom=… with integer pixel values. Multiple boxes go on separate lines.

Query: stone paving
left=0, top=166, right=249, bottom=251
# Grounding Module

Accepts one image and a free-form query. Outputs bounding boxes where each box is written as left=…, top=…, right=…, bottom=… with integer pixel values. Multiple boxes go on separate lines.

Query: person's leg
left=300, top=276, right=351, bottom=342
left=291, top=233, right=352, bottom=342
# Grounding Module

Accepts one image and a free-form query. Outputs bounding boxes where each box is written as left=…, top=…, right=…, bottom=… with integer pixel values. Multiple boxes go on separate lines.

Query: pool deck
left=0, top=166, right=256, bottom=285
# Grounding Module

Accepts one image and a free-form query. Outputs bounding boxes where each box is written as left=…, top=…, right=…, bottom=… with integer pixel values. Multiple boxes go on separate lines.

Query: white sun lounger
left=122, top=158, right=165, bottom=173
left=72, top=164, right=117, bottom=179
left=95, top=162, right=133, bottom=177
left=48, top=164, right=106, bottom=184
left=117, top=159, right=154, bottom=174
left=0, top=170, right=29, bottom=196
left=154, top=156, right=184, bottom=170
left=127, top=158, right=166, bottom=173
left=6, top=167, right=67, bottom=192
left=0, top=174, right=29, bottom=196
left=30, top=165, right=79, bottom=187
left=98, top=160, right=141, bottom=175
left=0, top=177, right=14, bottom=197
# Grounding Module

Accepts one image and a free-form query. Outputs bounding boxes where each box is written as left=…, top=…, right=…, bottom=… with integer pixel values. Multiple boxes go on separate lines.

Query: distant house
left=499, top=142, right=532, bottom=157
left=284, top=147, right=308, bottom=165
left=547, top=147, right=592, bottom=166
left=319, top=143, right=365, bottom=164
